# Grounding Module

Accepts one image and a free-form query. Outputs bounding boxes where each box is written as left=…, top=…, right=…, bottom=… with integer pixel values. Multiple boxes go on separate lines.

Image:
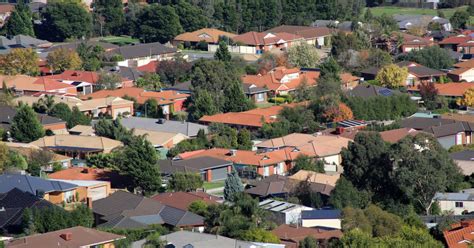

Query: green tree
left=66, top=106, right=90, bottom=128
left=0, top=48, right=39, bottom=76
left=11, top=104, right=45, bottom=142
left=299, top=236, right=318, bottom=248
left=224, top=169, right=243, bottom=202
left=135, top=73, right=161, bottom=91
left=188, top=90, right=218, bottom=121
left=4, top=1, right=34, bottom=37
left=170, top=0, right=208, bottom=32
left=77, top=43, right=105, bottom=71
left=398, top=45, right=454, bottom=70
left=237, top=129, right=252, bottom=150
left=329, top=177, right=370, bottom=209
left=96, top=72, right=122, bottom=90
left=50, top=102, right=72, bottom=122
left=214, top=41, right=232, bottom=62
left=169, top=172, right=203, bottom=192
left=376, top=64, right=408, bottom=89
left=5, top=150, right=28, bottom=171
left=287, top=42, right=320, bottom=68
left=94, top=118, right=133, bottom=143
left=134, top=4, right=183, bottom=43
left=46, top=48, right=82, bottom=73
left=290, top=155, right=324, bottom=174
left=342, top=207, right=373, bottom=234
left=240, top=228, right=280, bottom=243
left=93, top=0, right=125, bottom=35
left=157, top=54, right=192, bottom=85
left=188, top=200, right=209, bottom=216
left=33, top=95, right=55, bottom=114
left=450, top=10, right=469, bottom=29
left=114, top=135, right=161, bottom=194
left=39, top=2, right=92, bottom=42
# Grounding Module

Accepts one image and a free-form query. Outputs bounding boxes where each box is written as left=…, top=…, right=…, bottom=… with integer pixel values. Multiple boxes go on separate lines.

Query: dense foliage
left=344, top=94, right=417, bottom=121
left=11, top=104, right=45, bottom=142
left=22, top=205, right=93, bottom=234
left=397, top=46, right=454, bottom=70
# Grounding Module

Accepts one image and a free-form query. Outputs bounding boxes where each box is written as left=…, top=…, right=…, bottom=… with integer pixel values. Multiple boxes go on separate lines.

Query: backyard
left=368, top=5, right=474, bottom=24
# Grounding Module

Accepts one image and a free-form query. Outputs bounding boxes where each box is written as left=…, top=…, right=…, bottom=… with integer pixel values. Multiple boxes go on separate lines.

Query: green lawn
left=99, top=36, right=139, bottom=46
left=203, top=181, right=225, bottom=190
left=368, top=6, right=474, bottom=25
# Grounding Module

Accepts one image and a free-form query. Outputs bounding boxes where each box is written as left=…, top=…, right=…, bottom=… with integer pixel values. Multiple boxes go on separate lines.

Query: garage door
left=211, top=167, right=228, bottom=181
left=88, top=186, right=107, bottom=201
left=113, top=107, right=132, bottom=119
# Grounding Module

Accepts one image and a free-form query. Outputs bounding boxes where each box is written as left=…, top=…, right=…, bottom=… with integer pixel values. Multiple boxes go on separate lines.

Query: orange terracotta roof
left=48, top=167, right=130, bottom=188
left=272, top=224, right=343, bottom=245
left=45, top=70, right=99, bottom=84
left=459, top=41, right=474, bottom=47
left=379, top=128, right=420, bottom=143
left=340, top=72, right=360, bottom=83
left=0, top=4, right=14, bottom=14
left=233, top=32, right=303, bottom=46
left=455, top=60, right=474, bottom=69
left=444, top=220, right=474, bottom=248
left=33, top=77, right=76, bottom=91
left=449, top=67, right=473, bottom=76
left=242, top=67, right=320, bottom=92
left=174, top=28, right=236, bottom=44
left=152, top=192, right=221, bottom=211
left=409, top=83, right=474, bottom=97
left=82, top=87, right=189, bottom=105
left=180, top=147, right=303, bottom=167
left=136, top=61, right=158, bottom=73
left=439, top=35, right=472, bottom=45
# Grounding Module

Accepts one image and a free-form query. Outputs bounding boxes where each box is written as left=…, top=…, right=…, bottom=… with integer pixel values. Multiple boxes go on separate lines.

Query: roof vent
left=229, top=149, right=237, bottom=156
left=60, top=233, right=72, bottom=241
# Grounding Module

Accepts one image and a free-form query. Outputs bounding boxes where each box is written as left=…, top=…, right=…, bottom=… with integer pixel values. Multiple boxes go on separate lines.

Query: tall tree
left=93, top=0, right=125, bottom=36
left=214, top=41, right=231, bottom=62
left=33, top=95, right=55, bottom=114
left=94, top=118, right=133, bottom=142
left=39, top=2, right=92, bottom=42
left=96, top=72, right=122, bottom=90
left=66, top=106, right=90, bottom=128
left=398, top=46, right=454, bottom=70
left=134, top=4, right=183, bottom=43
left=171, top=0, right=208, bottom=32
left=329, top=177, right=370, bottom=209
left=224, top=169, right=243, bottom=202
left=4, top=1, right=34, bottom=37
left=0, top=48, right=39, bottom=76
left=46, top=48, right=82, bottom=73
left=290, top=155, right=324, bottom=174
left=450, top=10, right=469, bottom=29
left=77, top=43, right=105, bottom=71
left=11, top=104, right=45, bottom=142
left=169, top=172, right=203, bottom=192
left=376, top=64, right=408, bottom=89
left=287, top=43, right=320, bottom=68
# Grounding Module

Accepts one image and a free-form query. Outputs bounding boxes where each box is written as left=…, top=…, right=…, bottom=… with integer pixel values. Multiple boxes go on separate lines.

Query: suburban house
left=361, top=61, right=445, bottom=86
left=241, top=67, right=320, bottom=95
left=408, top=82, right=474, bottom=99
left=5, top=142, right=72, bottom=170
left=0, top=35, right=52, bottom=54
left=199, top=102, right=306, bottom=130
left=301, top=209, right=342, bottom=229
left=6, top=226, right=125, bottom=248
left=42, top=70, right=99, bottom=95
left=440, top=34, right=473, bottom=52
left=459, top=40, right=474, bottom=55
left=258, top=199, right=314, bottom=225
left=422, top=121, right=474, bottom=149
left=30, top=135, right=123, bottom=159
left=393, top=14, right=451, bottom=31
left=159, top=156, right=233, bottom=182
left=242, top=83, right=270, bottom=104
left=121, top=116, right=208, bottom=137
left=69, top=125, right=95, bottom=136
left=132, top=129, right=188, bottom=151
left=455, top=59, right=474, bottom=69
left=433, top=192, right=474, bottom=215
left=0, top=75, right=85, bottom=96
left=82, top=87, right=189, bottom=116
left=450, top=150, right=474, bottom=176
left=0, top=188, right=55, bottom=235
left=152, top=191, right=221, bottom=211
left=157, top=231, right=284, bottom=248
left=103, top=65, right=144, bottom=82
left=448, top=67, right=474, bottom=82
left=443, top=220, right=474, bottom=248
left=0, top=4, right=14, bottom=28
left=105, top=42, right=177, bottom=67
left=340, top=72, right=361, bottom=90
left=312, top=20, right=354, bottom=32
left=265, top=25, right=333, bottom=47
left=347, top=84, right=399, bottom=98
left=0, top=174, right=78, bottom=205
left=0, top=105, right=68, bottom=135
left=92, top=191, right=205, bottom=230
left=271, top=224, right=343, bottom=248
left=398, top=33, right=433, bottom=53
left=50, top=179, right=111, bottom=201
left=174, top=28, right=236, bottom=48
left=379, top=128, right=422, bottom=143
left=15, top=95, right=135, bottom=119
left=45, top=40, right=119, bottom=53
left=232, top=31, right=305, bottom=54
left=48, top=167, right=132, bottom=190
left=256, top=133, right=352, bottom=170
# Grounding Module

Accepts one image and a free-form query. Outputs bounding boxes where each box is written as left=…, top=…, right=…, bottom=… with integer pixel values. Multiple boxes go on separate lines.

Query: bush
left=269, top=97, right=286, bottom=104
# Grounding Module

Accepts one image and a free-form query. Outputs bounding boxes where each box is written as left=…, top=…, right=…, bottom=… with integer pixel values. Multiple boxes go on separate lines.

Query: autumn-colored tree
left=457, top=88, right=474, bottom=108
left=323, top=103, right=354, bottom=122
left=376, top=64, right=408, bottom=89
left=0, top=48, right=39, bottom=76
left=47, top=48, right=82, bottom=73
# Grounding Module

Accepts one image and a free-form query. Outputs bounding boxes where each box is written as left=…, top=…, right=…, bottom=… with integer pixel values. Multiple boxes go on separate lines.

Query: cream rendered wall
left=437, top=200, right=474, bottom=215
left=302, top=219, right=341, bottom=229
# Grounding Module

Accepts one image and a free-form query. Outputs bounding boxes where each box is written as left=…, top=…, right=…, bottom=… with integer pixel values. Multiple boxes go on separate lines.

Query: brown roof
left=0, top=4, right=14, bottom=14
left=233, top=32, right=304, bottom=46
left=442, top=113, right=474, bottom=123
left=379, top=128, right=420, bottom=143
left=82, top=87, right=189, bottom=105
left=449, top=67, right=473, bottom=77
left=288, top=170, right=339, bottom=187
left=439, top=35, right=472, bottom=45
left=6, top=226, right=124, bottom=248
left=408, top=83, right=474, bottom=97
left=265, top=25, right=332, bottom=39
left=174, top=28, right=236, bottom=44
left=241, top=67, right=320, bottom=92
left=29, top=135, right=123, bottom=152
left=455, top=60, right=474, bottom=69
left=152, top=192, right=221, bottom=210
left=272, top=224, right=342, bottom=247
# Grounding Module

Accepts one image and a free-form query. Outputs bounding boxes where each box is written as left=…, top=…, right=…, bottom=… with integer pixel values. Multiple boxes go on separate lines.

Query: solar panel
left=378, top=88, right=393, bottom=97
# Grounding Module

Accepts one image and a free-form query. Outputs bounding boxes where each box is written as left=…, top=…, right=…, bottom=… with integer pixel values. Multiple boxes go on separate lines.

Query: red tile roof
left=136, top=61, right=158, bottom=73
left=0, top=4, right=14, bottom=14
left=152, top=192, right=221, bottom=210
left=233, top=32, right=304, bottom=46
left=444, top=220, right=474, bottom=248
left=44, top=70, right=99, bottom=84
left=272, top=224, right=343, bottom=248
left=439, top=35, right=472, bottom=45
left=408, top=83, right=474, bottom=97
left=379, top=128, right=420, bottom=143
left=82, top=87, right=189, bottom=105
left=242, top=67, right=320, bottom=92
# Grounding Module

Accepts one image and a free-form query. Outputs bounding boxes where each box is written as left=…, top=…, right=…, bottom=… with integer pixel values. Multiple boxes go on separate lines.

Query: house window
left=456, top=202, right=464, bottom=208
left=256, top=93, right=264, bottom=102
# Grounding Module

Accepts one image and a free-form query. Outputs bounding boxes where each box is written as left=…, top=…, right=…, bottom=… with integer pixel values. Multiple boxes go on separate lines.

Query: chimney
left=86, top=197, right=93, bottom=209
left=60, top=233, right=72, bottom=241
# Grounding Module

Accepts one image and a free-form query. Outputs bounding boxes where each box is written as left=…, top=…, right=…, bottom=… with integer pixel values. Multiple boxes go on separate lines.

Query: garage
left=210, top=166, right=228, bottom=181
left=87, top=185, right=108, bottom=201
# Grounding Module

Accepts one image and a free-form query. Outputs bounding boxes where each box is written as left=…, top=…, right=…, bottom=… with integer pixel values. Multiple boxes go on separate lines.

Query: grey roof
left=0, top=35, right=51, bottom=54
left=401, top=117, right=455, bottom=130
left=93, top=191, right=204, bottom=228
left=301, top=209, right=341, bottom=220
left=433, top=192, right=474, bottom=201
left=106, top=42, right=177, bottom=60
left=396, top=61, right=445, bottom=77
left=121, top=117, right=208, bottom=137
left=159, top=156, right=232, bottom=174
left=450, top=150, right=474, bottom=161
left=242, top=83, right=269, bottom=94
left=102, top=66, right=144, bottom=81
left=28, top=2, right=46, bottom=13
left=347, top=84, right=397, bottom=98
left=45, top=41, right=119, bottom=53
left=0, top=174, right=77, bottom=195
left=163, top=81, right=192, bottom=93
left=423, top=121, right=474, bottom=138
left=159, top=231, right=270, bottom=248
